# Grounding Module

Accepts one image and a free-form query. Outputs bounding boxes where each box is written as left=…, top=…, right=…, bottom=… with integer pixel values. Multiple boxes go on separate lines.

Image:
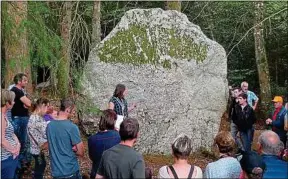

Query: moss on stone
left=98, top=24, right=208, bottom=68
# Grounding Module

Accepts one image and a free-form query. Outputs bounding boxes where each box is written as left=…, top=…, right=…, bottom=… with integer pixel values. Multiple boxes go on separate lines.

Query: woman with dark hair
left=27, top=98, right=50, bottom=179
left=108, top=84, right=136, bottom=130
left=88, top=109, right=121, bottom=179
left=1, top=90, right=20, bottom=179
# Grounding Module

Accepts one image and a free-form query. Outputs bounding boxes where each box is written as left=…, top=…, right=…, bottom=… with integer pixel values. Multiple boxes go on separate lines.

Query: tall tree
left=254, top=1, right=272, bottom=106
left=3, top=2, right=32, bottom=93
left=57, top=2, right=72, bottom=98
left=165, top=1, right=181, bottom=12
left=92, top=1, right=101, bottom=48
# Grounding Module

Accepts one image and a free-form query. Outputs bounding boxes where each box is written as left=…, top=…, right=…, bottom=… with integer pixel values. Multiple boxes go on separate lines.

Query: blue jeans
left=1, top=156, right=19, bottom=179
left=53, top=171, right=82, bottom=179
left=11, top=116, right=30, bottom=164
left=240, top=127, right=254, bottom=151
left=230, top=122, right=243, bottom=150
left=32, top=154, right=46, bottom=179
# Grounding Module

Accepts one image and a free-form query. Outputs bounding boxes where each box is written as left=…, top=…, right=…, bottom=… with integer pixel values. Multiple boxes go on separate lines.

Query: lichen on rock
left=98, top=24, right=208, bottom=68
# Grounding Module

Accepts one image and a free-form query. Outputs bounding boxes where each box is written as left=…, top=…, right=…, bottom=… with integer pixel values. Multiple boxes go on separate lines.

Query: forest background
left=1, top=1, right=288, bottom=117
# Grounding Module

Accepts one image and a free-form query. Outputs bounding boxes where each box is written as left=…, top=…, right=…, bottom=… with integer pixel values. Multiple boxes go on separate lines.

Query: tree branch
left=226, top=7, right=287, bottom=57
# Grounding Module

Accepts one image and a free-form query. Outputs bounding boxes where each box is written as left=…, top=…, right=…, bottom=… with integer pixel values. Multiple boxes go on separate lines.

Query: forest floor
left=22, top=111, right=266, bottom=179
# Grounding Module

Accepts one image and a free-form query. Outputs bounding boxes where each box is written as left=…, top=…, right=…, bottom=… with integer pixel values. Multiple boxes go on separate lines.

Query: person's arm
left=96, top=156, right=105, bottom=179
left=252, top=92, right=259, bottom=110
left=108, top=102, right=114, bottom=110
left=1, top=117, right=18, bottom=155
left=132, top=158, right=145, bottom=178
left=250, top=109, right=256, bottom=124
left=70, top=125, right=84, bottom=157
left=74, top=142, right=84, bottom=157
left=20, top=96, right=31, bottom=107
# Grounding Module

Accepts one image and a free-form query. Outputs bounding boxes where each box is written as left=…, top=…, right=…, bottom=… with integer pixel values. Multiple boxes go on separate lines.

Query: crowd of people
left=1, top=73, right=288, bottom=179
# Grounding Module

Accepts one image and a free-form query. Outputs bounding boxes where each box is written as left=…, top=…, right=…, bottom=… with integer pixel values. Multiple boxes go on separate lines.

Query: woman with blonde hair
left=1, top=90, right=20, bottom=179
left=158, top=134, right=203, bottom=178
left=27, top=98, right=50, bottom=179
left=204, top=131, right=241, bottom=178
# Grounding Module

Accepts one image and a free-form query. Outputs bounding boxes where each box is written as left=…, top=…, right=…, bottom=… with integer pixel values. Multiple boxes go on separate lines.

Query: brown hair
left=60, top=98, right=74, bottom=112
left=13, top=73, right=27, bottom=84
left=31, top=98, right=50, bottom=112
left=99, top=109, right=117, bottom=131
left=119, top=118, right=139, bottom=141
left=46, top=106, right=54, bottom=114
left=238, top=92, right=248, bottom=100
left=1, top=90, right=15, bottom=107
left=214, top=131, right=236, bottom=156
left=113, top=84, right=126, bottom=99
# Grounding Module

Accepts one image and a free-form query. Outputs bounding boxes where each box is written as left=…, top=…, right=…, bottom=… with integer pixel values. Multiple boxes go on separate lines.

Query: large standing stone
left=81, top=8, right=228, bottom=154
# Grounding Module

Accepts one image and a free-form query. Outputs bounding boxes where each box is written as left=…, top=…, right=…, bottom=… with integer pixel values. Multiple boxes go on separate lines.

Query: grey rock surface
left=81, top=8, right=228, bottom=154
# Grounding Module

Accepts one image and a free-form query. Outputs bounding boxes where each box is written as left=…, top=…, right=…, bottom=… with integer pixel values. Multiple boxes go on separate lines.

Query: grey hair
left=172, top=134, right=192, bottom=159
left=258, top=130, right=282, bottom=155
left=241, top=81, right=248, bottom=88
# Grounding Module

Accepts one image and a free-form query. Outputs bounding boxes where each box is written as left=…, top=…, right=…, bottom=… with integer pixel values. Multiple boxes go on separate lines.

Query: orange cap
left=272, top=96, right=283, bottom=103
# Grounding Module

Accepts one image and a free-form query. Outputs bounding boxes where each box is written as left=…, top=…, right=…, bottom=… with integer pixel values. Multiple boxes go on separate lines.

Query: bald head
left=258, top=130, right=282, bottom=155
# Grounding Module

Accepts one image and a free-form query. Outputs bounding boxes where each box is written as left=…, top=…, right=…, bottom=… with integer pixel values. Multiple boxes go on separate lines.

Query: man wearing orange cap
left=266, top=96, right=287, bottom=147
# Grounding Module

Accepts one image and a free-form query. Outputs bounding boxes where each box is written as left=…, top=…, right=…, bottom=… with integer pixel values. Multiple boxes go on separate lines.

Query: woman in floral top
left=27, top=98, right=49, bottom=179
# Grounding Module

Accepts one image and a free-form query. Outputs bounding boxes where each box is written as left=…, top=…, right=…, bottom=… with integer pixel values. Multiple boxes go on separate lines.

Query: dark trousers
left=32, top=154, right=46, bottom=179
left=240, top=127, right=254, bottom=151
left=1, top=156, right=18, bottom=179
left=53, top=171, right=82, bottom=179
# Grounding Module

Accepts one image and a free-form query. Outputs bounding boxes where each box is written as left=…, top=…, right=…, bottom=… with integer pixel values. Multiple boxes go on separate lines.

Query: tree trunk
left=91, top=0, right=101, bottom=48
left=4, top=2, right=32, bottom=93
left=165, top=1, right=181, bottom=12
left=57, top=2, right=72, bottom=98
left=253, top=1, right=271, bottom=106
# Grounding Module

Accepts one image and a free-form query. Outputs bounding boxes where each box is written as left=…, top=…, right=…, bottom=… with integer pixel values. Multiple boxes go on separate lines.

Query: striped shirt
left=1, top=112, right=17, bottom=161
left=109, top=96, right=128, bottom=117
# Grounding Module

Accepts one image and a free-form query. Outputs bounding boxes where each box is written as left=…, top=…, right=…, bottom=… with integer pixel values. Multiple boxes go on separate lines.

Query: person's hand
left=11, top=144, right=20, bottom=159
left=252, top=106, right=256, bottom=110
left=266, top=118, right=272, bottom=125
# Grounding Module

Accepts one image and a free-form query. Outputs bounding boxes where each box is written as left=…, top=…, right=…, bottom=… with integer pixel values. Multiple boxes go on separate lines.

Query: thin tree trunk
left=253, top=1, right=271, bottom=106
left=4, top=2, right=32, bottom=93
left=92, top=0, right=101, bottom=48
left=57, top=2, right=72, bottom=98
left=165, top=1, right=181, bottom=12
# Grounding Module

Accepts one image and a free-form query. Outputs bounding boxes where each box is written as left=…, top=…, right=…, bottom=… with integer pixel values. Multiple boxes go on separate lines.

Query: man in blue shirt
left=257, top=130, right=288, bottom=179
left=241, top=81, right=259, bottom=110
left=47, top=99, right=84, bottom=179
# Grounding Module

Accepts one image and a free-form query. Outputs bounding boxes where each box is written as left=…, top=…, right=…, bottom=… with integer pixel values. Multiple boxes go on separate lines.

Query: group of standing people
left=229, top=81, right=288, bottom=152
left=1, top=73, right=287, bottom=179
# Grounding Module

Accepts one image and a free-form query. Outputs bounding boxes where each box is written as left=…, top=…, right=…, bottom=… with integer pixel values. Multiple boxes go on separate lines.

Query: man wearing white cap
left=266, top=96, right=287, bottom=147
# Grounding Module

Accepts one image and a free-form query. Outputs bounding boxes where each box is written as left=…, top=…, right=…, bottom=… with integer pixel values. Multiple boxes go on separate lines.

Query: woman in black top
left=108, top=84, right=136, bottom=118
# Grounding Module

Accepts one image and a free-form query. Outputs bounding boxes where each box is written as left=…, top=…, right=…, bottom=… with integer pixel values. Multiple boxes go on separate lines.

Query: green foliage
left=27, top=2, right=62, bottom=82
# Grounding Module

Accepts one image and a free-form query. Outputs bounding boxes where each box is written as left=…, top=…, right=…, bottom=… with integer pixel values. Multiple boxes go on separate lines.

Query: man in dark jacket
left=229, top=87, right=243, bottom=151
left=266, top=96, right=287, bottom=147
left=232, top=93, right=256, bottom=151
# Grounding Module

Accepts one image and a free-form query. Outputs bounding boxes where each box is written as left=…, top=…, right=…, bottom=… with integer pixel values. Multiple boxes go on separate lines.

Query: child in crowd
left=43, top=106, right=58, bottom=122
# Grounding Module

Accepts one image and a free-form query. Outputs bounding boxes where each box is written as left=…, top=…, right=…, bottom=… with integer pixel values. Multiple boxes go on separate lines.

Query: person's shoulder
left=158, top=165, right=168, bottom=174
